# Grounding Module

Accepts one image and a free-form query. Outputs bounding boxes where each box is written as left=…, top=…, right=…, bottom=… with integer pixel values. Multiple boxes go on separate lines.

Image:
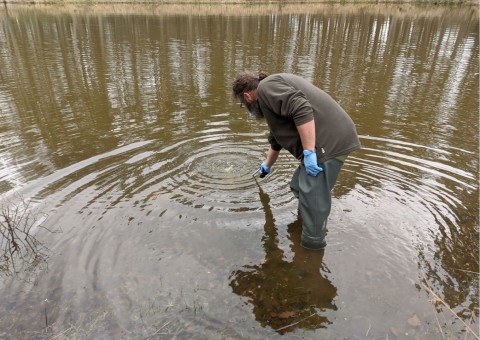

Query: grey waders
left=290, top=157, right=345, bottom=250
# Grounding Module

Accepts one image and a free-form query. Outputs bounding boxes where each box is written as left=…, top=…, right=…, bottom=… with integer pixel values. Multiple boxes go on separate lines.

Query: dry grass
left=1, top=2, right=477, bottom=20
left=3, top=0, right=477, bottom=4
left=422, top=277, right=480, bottom=340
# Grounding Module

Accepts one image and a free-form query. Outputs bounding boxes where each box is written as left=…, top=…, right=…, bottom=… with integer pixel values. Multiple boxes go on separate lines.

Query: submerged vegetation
left=0, top=194, right=52, bottom=281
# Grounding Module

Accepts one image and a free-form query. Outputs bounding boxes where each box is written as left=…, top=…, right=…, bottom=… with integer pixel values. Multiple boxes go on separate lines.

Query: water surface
left=0, top=4, right=478, bottom=339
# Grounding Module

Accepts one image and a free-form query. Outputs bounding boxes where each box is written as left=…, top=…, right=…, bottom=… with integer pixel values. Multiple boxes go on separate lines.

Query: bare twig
left=143, top=321, right=171, bottom=340
left=0, top=194, right=51, bottom=280
left=49, top=326, right=74, bottom=339
left=433, top=312, right=446, bottom=340
left=422, top=278, right=480, bottom=339
left=445, top=267, right=479, bottom=275
left=366, top=323, right=371, bottom=337
left=274, top=313, right=316, bottom=332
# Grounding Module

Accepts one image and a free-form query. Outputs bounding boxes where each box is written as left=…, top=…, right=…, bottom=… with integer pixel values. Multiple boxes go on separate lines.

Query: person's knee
left=299, top=197, right=331, bottom=219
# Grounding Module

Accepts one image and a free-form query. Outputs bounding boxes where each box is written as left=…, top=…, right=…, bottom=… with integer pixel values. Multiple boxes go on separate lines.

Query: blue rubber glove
left=258, top=162, right=271, bottom=178
left=303, top=150, right=323, bottom=176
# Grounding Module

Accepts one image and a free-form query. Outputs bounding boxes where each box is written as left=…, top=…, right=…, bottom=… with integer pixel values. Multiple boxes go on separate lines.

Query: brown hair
left=231, top=71, right=269, bottom=101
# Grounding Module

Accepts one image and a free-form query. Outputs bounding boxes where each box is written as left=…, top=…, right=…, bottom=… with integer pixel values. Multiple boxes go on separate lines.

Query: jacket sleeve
left=258, top=77, right=314, bottom=126
left=268, top=131, right=283, bottom=151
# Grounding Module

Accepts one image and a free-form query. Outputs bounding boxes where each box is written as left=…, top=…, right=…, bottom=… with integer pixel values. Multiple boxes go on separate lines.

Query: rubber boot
left=301, top=220, right=328, bottom=250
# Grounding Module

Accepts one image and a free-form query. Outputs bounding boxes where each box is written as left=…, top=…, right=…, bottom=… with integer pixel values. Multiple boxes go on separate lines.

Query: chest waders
left=290, top=157, right=345, bottom=250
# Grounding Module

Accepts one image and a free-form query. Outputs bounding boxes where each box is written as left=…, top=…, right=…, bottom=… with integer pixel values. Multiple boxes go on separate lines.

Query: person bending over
left=232, top=72, right=361, bottom=250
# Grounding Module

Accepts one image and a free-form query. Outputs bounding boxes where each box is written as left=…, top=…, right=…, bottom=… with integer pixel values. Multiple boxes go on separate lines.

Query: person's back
left=257, top=73, right=360, bottom=163
left=231, top=71, right=361, bottom=250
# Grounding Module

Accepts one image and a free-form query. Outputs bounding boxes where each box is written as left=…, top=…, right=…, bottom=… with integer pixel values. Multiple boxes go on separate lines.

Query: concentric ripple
left=336, top=135, right=478, bottom=319
left=342, top=135, right=476, bottom=223
left=15, top=133, right=297, bottom=214
left=9, top=133, right=477, bottom=232
left=131, top=133, right=297, bottom=212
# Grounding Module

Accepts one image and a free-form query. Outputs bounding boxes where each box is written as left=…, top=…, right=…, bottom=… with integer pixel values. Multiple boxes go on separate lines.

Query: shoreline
left=1, top=2, right=478, bottom=17
left=2, top=0, right=477, bottom=5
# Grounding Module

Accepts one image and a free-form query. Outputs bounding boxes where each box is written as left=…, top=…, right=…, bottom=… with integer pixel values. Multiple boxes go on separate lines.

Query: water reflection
left=0, top=5, right=478, bottom=338
left=229, top=182, right=336, bottom=333
left=0, top=7, right=478, bottom=190
left=344, top=136, right=479, bottom=326
left=0, top=194, right=50, bottom=281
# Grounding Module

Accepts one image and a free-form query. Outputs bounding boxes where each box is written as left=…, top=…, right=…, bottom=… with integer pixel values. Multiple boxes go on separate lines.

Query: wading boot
left=301, top=221, right=327, bottom=250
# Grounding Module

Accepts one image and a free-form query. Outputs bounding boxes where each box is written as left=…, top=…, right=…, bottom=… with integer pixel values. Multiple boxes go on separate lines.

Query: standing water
left=0, top=4, right=478, bottom=339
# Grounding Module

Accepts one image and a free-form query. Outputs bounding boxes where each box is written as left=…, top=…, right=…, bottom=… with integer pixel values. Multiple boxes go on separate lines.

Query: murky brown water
left=0, top=4, right=478, bottom=339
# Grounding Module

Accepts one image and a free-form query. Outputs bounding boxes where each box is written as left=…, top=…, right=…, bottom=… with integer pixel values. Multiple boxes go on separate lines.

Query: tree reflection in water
left=0, top=194, right=50, bottom=282
left=229, top=181, right=337, bottom=334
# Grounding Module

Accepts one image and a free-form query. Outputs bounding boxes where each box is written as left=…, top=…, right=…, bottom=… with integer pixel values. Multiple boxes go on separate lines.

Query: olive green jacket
left=257, top=73, right=361, bottom=163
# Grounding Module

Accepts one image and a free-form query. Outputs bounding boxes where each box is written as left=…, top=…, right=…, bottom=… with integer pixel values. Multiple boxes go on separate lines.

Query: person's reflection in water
left=229, top=183, right=337, bottom=334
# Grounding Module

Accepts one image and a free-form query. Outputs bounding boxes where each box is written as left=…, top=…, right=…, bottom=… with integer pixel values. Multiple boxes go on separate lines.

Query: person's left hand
left=303, top=150, right=323, bottom=176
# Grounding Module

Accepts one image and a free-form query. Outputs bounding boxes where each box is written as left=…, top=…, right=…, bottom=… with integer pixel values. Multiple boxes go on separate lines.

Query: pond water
left=0, top=4, right=478, bottom=339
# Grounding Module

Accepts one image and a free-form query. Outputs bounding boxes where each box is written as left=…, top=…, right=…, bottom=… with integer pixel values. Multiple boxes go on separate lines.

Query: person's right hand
left=258, top=162, right=271, bottom=178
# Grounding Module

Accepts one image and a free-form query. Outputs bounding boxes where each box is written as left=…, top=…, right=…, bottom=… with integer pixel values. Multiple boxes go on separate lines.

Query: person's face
left=241, top=90, right=263, bottom=118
